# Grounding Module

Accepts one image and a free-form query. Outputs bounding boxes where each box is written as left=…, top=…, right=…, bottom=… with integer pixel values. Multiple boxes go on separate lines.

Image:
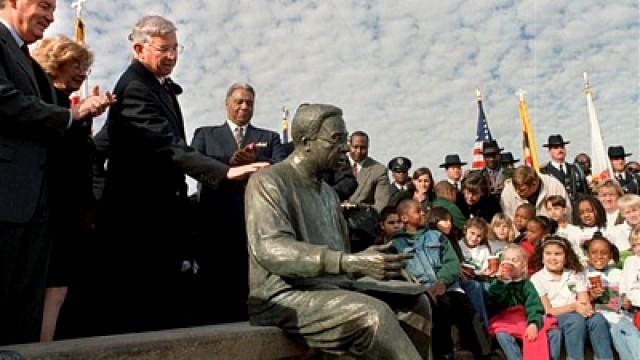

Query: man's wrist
left=324, top=249, right=343, bottom=274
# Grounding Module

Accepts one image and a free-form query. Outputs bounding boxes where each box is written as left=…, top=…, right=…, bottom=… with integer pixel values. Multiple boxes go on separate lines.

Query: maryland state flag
left=517, top=90, right=539, bottom=172
left=74, top=17, right=85, bottom=44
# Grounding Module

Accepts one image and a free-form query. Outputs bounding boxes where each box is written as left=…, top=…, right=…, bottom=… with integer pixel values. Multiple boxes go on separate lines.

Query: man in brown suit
left=347, top=131, right=390, bottom=213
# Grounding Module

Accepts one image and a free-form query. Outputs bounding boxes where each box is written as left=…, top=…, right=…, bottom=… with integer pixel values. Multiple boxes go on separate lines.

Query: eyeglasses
left=317, top=133, right=348, bottom=145
left=70, top=62, right=91, bottom=75
left=628, top=167, right=640, bottom=174
left=146, top=43, right=184, bottom=54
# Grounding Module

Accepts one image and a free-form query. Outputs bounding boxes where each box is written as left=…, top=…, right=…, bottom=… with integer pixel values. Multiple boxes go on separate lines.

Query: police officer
left=388, top=156, right=412, bottom=197
left=439, top=154, right=467, bottom=192
left=608, top=146, right=640, bottom=194
left=500, top=152, right=519, bottom=169
left=540, top=134, right=589, bottom=201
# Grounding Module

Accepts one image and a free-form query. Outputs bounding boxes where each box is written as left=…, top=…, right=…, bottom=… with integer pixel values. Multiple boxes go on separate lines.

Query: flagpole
left=517, top=89, right=540, bottom=172
left=281, top=106, right=289, bottom=144
left=584, top=72, right=613, bottom=183
left=72, top=0, right=88, bottom=98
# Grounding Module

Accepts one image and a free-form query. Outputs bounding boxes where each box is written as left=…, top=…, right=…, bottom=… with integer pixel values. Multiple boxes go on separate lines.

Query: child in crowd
left=544, top=195, right=586, bottom=265
left=521, top=216, right=556, bottom=275
left=488, top=213, right=515, bottom=255
left=391, top=199, right=493, bottom=360
left=584, top=234, right=640, bottom=359
left=426, top=206, right=464, bottom=261
left=377, top=206, right=402, bottom=244
left=459, top=217, right=494, bottom=328
left=530, top=236, right=614, bottom=360
left=513, top=203, right=536, bottom=244
left=432, top=181, right=466, bottom=232
left=611, top=194, right=640, bottom=252
left=621, top=225, right=640, bottom=317
left=487, top=245, right=556, bottom=360
left=573, top=195, right=612, bottom=247
left=597, top=180, right=625, bottom=227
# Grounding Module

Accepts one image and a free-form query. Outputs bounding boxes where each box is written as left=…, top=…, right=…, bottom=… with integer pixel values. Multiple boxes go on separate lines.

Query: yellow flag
left=517, top=91, right=540, bottom=172
left=75, top=17, right=85, bottom=44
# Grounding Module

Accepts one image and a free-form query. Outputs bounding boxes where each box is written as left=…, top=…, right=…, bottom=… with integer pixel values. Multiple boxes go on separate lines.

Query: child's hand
left=428, top=281, right=447, bottom=298
left=460, top=265, right=475, bottom=280
left=622, top=296, right=633, bottom=310
left=588, top=287, right=604, bottom=300
left=575, top=301, right=594, bottom=317
left=480, top=268, right=495, bottom=277
left=524, top=323, right=538, bottom=341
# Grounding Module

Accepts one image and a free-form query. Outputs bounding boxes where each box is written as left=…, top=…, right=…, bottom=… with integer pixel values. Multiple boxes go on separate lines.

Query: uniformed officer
left=500, top=152, right=519, bottom=169
left=608, top=146, right=640, bottom=194
left=388, top=156, right=412, bottom=196
left=439, top=154, right=467, bottom=192
left=540, top=134, right=589, bottom=201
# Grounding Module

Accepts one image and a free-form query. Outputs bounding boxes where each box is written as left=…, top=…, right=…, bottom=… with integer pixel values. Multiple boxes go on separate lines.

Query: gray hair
left=226, top=82, right=255, bottom=99
left=291, top=104, right=342, bottom=146
left=128, top=15, right=176, bottom=44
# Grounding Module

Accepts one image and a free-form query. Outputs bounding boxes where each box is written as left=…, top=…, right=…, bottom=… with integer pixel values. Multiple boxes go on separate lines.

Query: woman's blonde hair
left=630, top=224, right=640, bottom=246
left=488, top=213, right=515, bottom=242
left=32, top=36, right=93, bottom=79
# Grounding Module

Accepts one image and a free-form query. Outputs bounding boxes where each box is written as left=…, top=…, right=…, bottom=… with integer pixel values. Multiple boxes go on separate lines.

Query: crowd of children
left=377, top=191, right=640, bottom=360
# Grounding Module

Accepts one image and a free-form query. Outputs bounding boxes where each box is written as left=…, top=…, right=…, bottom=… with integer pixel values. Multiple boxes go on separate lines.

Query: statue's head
left=291, top=104, right=349, bottom=172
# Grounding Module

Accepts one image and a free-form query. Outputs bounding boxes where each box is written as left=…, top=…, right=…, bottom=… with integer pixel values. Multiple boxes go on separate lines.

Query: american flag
left=471, top=95, right=493, bottom=169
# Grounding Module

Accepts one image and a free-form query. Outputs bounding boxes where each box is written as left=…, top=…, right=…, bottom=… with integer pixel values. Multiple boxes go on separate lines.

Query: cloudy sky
left=47, top=0, right=639, bottom=191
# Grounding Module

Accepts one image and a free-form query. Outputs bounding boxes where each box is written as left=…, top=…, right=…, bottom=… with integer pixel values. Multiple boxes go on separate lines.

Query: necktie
left=233, top=126, right=244, bottom=148
left=559, top=164, right=564, bottom=175
left=162, top=80, right=172, bottom=96
left=453, top=182, right=459, bottom=191
left=617, top=173, right=624, bottom=183
left=352, top=162, right=359, bottom=177
left=21, top=44, right=33, bottom=67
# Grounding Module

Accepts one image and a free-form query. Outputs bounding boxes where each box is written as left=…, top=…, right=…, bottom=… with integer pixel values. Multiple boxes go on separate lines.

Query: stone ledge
left=1, top=322, right=308, bottom=360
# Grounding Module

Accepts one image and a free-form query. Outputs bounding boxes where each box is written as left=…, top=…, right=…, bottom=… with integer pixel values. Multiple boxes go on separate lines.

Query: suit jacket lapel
left=131, top=61, right=185, bottom=140
left=0, top=24, right=39, bottom=96
left=242, top=124, right=260, bottom=148
left=355, top=158, right=374, bottom=194
left=223, top=122, right=241, bottom=152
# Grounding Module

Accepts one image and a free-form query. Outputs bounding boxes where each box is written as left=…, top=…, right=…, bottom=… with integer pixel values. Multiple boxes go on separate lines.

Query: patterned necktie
left=233, top=126, right=244, bottom=148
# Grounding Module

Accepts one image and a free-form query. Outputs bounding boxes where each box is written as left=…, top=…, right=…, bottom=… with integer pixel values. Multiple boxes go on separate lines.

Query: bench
left=1, top=322, right=309, bottom=360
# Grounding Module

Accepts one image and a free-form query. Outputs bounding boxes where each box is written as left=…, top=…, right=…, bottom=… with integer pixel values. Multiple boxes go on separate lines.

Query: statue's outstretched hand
left=341, top=242, right=412, bottom=280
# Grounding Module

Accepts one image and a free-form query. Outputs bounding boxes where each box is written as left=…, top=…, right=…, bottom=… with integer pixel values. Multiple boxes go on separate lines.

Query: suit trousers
left=0, top=182, right=50, bottom=345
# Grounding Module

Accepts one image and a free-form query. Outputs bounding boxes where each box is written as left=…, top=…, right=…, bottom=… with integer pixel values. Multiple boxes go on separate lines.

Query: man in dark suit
left=96, top=16, right=267, bottom=334
left=0, top=0, right=113, bottom=345
left=540, top=134, right=589, bottom=201
left=190, top=82, right=285, bottom=323
left=347, top=131, right=390, bottom=213
left=608, top=146, right=640, bottom=194
left=388, top=156, right=412, bottom=196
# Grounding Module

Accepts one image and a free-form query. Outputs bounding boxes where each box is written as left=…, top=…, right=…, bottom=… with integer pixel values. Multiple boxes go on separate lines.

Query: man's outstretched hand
left=226, top=162, right=270, bottom=180
left=341, top=242, right=413, bottom=280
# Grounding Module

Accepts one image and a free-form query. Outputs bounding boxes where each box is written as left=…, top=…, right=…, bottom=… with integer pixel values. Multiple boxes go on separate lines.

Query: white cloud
left=46, top=0, right=639, bottom=187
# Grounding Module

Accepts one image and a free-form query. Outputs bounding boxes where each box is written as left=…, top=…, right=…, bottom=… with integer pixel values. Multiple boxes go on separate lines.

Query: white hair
left=128, top=15, right=176, bottom=44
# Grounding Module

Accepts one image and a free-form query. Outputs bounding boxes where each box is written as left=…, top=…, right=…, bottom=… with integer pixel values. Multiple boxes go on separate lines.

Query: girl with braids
left=584, top=234, right=640, bottom=359
left=530, top=236, right=614, bottom=360
left=520, top=216, right=557, bottom=276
